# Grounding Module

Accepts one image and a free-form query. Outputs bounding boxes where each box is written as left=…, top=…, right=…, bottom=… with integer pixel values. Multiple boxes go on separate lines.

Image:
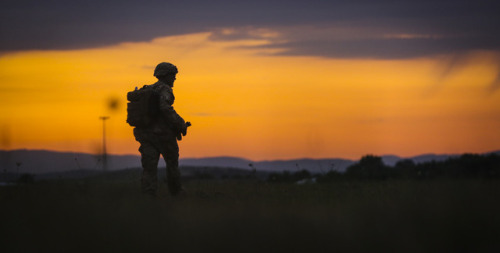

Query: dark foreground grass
left=1, top=176, right=500, bottom=253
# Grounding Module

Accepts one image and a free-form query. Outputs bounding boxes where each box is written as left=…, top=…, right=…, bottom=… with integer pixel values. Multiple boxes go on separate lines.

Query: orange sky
left=1, top=31, right=499, bottom=160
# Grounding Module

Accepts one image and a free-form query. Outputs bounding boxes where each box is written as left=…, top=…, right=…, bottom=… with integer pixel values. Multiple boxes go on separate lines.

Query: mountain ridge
left=1, top=149, right=499, bottom=174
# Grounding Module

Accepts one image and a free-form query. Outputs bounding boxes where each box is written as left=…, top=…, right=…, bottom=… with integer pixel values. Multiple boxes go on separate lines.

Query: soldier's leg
left=138, top=141, right=160, bottom=196
left=161, top=139, right=181, bottom=195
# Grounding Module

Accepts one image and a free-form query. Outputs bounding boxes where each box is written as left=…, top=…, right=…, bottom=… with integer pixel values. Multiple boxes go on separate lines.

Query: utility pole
left=99, top=116, right=109, bottom=171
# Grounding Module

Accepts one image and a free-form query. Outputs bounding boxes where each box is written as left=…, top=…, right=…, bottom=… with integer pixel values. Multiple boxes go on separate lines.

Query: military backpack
left=126, top=85, right=160, bottom=127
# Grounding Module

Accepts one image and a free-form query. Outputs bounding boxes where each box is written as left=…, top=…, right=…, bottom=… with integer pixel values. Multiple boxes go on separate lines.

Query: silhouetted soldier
left=133, top=62, right=189, bottom=196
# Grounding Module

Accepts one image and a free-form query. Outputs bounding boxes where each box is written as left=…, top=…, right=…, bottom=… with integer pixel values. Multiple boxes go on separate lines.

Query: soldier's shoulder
left=135, top=84, right=153, bottom=91
left=144, top=82, right=161, bottom=92
left=148, top=81, right=159, bottom=88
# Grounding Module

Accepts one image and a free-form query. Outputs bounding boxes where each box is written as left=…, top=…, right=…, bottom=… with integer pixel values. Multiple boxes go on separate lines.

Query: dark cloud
left=258, top=35, right=500, bottom=59
left=1, top=0, right=499, bottom=59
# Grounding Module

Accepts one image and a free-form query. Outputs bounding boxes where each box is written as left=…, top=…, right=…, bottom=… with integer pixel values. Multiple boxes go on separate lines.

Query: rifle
left=177, top=121, right=191, bottom=140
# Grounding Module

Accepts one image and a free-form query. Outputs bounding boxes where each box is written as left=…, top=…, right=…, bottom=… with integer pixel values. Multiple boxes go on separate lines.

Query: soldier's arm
left=158, top=88, right=174, bottom=113
left=158, top=87, right=186, bottom=129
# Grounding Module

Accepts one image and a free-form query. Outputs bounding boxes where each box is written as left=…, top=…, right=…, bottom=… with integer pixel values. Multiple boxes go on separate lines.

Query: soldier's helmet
left=154, top=62, right=178, bottom=77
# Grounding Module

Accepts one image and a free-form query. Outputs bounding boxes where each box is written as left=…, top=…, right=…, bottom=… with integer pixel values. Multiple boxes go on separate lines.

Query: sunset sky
left=1, top=0, right=499, bottom=160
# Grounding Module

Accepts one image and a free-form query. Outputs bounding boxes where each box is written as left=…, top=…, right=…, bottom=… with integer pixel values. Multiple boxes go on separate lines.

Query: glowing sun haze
left=1, top=30, right=499, bottom=160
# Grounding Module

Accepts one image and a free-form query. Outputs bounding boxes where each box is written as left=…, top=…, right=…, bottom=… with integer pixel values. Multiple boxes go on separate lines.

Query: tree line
left=268, top=153, right=500, bottom=183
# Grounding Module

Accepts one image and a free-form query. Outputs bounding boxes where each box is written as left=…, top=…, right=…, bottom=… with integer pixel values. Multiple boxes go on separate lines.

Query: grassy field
left=1, top=171, right=500, bottom=252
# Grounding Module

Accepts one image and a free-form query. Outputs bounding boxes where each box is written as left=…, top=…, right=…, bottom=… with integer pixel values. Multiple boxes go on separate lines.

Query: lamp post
left=99, top=116, right=109, bottom=171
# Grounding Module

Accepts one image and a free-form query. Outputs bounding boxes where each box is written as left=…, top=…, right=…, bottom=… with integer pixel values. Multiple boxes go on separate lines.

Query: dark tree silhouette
left=345, top=155, right=390, bottom=180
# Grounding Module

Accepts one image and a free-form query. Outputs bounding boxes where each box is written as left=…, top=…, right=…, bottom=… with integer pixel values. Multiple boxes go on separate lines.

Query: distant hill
left=182, top=157, right=356, bottom=173
left=0, top=149, right=498, bottom=175
left=381, top=154, right=458, bottom=166
left=252, top=158, right=355, bottom=173
left=0, top=149, right=141, bottom=174
left=181, top=157, right=253, bottom=169
left=0, top=150, right=355, bottom=174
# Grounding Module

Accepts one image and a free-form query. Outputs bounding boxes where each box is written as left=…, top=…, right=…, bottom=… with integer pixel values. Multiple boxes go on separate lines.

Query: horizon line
left=2, top=148, right=499, bottom=162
